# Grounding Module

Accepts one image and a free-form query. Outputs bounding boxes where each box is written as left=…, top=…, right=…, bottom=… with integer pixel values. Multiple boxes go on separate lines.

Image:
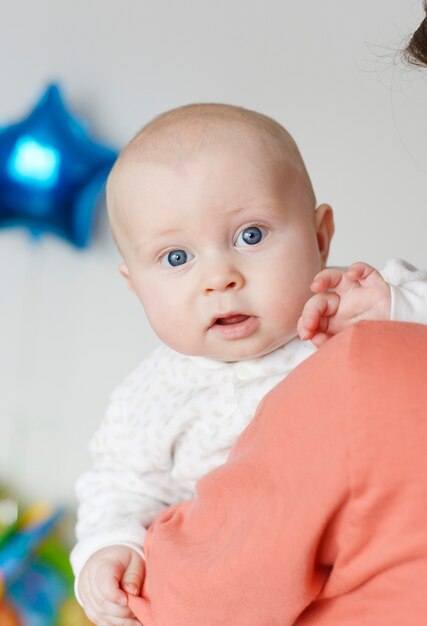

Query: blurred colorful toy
left=0, top=597, right=20, bottom=626
left=0, top=494, right=93, bottom=625
left=0, top=83, right=117, bottom=248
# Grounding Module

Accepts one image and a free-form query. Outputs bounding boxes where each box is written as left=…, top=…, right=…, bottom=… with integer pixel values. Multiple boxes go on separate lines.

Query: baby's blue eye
left=161, top=249, right=193, bottom=267
left=235, top=226, right=267, bottom=247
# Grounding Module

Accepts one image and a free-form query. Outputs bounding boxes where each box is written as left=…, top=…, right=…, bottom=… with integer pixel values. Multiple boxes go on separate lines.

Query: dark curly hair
left=404, top=1, right=427, bottom=66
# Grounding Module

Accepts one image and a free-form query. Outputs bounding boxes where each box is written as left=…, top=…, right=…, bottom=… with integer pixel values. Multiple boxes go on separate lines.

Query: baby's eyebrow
left=150, top=227, right=182, bottom=238
left=225, top=206, right=248, bottom=215
left=138, top=226, right=182, bottom=246
left=135, top=227, right=182, bottom=256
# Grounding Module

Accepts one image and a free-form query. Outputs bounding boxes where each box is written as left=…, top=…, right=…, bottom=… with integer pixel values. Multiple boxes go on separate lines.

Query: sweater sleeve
left=128, top=322, right=427, bottom=626
left=380, top=259, right=427, bottom=324
left=71, top=351, right=183, bottom=602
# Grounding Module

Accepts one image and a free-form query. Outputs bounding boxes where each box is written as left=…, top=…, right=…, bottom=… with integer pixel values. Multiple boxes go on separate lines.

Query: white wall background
left=1, top=0, right=426, bottom=510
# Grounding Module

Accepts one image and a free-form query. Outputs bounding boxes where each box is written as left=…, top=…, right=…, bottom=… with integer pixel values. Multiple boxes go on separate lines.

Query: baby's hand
left=298, top=262, right=391, bottom=347
left=78, top=545, right=144, bottom=626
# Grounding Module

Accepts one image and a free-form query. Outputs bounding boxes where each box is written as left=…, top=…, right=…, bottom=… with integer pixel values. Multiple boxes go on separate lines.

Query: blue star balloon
left=0, top=84, right=118, bottom=248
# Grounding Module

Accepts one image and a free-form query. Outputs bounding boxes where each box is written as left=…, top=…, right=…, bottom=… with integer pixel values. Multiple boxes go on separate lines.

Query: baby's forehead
left=111, top=139, right=297, bottom=221
left=113, top=129, right=301, bottom=194
left=121, top=106, right=301, bottom=169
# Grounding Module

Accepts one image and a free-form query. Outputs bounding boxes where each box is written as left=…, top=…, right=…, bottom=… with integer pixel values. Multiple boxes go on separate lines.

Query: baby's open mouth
left=215, top=314, right=249, bottom=326
left=209, top=313, right=258, bottom=340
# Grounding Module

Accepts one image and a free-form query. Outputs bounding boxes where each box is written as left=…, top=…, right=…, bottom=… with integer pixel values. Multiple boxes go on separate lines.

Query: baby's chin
left=176, top=335, right=296, bottom=363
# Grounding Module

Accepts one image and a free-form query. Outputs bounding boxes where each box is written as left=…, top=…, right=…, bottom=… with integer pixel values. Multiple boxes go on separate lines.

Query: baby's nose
left=202, top=263, right=244, bottom=294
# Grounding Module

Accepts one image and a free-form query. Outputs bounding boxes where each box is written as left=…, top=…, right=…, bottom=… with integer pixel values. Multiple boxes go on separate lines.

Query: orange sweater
left=129, top=322, right=427, bottom=625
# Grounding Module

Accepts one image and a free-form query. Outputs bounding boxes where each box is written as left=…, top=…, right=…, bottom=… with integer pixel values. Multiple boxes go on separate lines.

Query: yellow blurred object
left=18, top=502, right=53, bottom=528
left=57, top=597, right=94, bottom=625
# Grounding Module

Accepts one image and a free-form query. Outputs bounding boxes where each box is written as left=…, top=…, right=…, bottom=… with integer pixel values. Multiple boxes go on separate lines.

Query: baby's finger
left=309, top=331, right=331, bottom=348
left=298, top=292, right=339, bottom=340
left=298, top=311, right=320, bottom=341
left=97, top=598, right=134, bottom=617
left=81, top=578, right=109, bottom=623
left=310, top=268, right=346, bottom=293
left=81, top=602, right=99, bottom=626
left=93, top=568, right=128, bottom=608
left=84, top=596, right=132, bottom=625
left=346, top=262, right=380, bottom=284
left=121, top=552, right=145, bottom=596
left=303, top=292, right=340, bottom=325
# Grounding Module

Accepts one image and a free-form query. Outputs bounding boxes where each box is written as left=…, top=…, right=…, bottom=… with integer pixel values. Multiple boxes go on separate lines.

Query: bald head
left=107, top=103, right=316, bottom=251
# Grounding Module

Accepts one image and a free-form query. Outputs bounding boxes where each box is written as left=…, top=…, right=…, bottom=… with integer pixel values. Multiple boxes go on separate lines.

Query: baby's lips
left=208, top=311, right=249, bottom=328
left=216, top=314, right=249, bottom=326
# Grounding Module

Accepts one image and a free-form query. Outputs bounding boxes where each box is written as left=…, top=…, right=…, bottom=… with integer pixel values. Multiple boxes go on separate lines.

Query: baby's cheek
left=270, top=277, right=312, bottom=326
left=140, top=295, right=174, bottom=342
left=151, top=310, right=201, bottom=354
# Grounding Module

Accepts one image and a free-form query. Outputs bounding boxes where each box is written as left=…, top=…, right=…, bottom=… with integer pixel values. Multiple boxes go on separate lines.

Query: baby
left=71, top=103, right=427, bottom=625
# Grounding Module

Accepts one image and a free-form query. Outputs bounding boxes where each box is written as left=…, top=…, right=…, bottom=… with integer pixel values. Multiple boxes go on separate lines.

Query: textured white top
left=71, top=259, right=427, bottom=587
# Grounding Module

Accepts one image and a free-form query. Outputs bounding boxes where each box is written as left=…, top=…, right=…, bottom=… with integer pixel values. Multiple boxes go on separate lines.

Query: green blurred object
left=0, top=495, right=19, bottom=550
left=37, top=537, right=75, bottom=587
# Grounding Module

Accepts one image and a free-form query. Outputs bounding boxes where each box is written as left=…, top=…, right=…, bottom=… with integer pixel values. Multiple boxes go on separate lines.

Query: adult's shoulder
left=251, top=321, right=427, bottom=495
left=259, top=321, right=427, bottom=413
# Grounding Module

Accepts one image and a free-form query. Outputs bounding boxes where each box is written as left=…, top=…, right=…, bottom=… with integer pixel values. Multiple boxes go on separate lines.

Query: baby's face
left=115, top=140, right=332, bottom=361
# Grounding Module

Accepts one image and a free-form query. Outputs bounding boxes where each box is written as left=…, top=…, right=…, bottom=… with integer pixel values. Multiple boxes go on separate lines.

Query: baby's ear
left=315, top=204, right=334, bottom=268
left=119, top=263, right=135, bottom=292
